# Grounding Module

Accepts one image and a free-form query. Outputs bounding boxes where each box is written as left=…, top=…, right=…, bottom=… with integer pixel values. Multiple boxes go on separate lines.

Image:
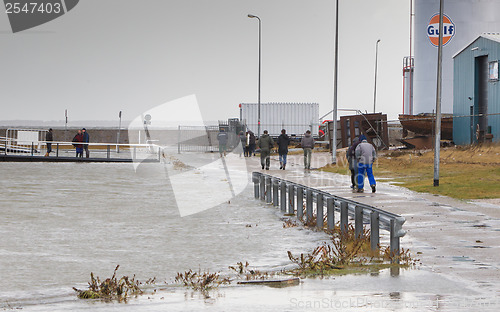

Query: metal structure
left=402, top=57, right=415, bottom=115
left=239, top=102, right=319, bottom=137
left=177, top=119, right=244, bottom=153
left=252, top=172, right=406, bottom=260
left=337, top=113, right=389, bottom=150
left=453, top=34, right=500, bottom=145
left=413, top=0, right=500, bottom=115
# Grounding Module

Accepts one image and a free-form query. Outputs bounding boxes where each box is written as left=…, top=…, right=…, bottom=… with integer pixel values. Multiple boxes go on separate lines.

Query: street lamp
left=248, top=14, right=261, bottom=139
left=373, top=39, right=381, bottom=113
left=332, top=0, right=339, bottom=164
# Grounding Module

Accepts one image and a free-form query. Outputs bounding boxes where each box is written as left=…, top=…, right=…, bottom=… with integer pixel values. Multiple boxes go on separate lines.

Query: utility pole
left=433, top=0, right=444, bottom=187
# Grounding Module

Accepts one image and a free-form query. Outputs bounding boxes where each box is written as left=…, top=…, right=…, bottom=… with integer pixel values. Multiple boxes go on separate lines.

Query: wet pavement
left=250, top=151, right=500, bottom=300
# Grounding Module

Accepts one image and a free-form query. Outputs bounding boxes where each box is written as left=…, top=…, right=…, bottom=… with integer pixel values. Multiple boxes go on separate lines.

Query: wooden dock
left=0, top=154, right=160, bottom=163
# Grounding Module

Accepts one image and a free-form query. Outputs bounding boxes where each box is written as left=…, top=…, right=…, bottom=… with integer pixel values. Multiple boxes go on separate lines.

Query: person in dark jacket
left=346, top=136, right=362, bottom=189
left=277, top=129, right=290, bottom=170
left=45, top=128, right=53, bottom=157
left=238, top=131, right=246, bottom=157
left=300, top=130, right=315, bottom=169
left=247, top=131, right=256, bottom=157
left=72, top=130, right=84, bottom=158
left=217, top=128, right=229, bottom=157
left=258, top=130, right=274, bottom=170
left=82, top=128, right=90, bottom=158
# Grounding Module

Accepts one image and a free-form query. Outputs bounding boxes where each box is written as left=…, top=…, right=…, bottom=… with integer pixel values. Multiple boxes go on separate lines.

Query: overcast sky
left=0, top=0, right=410, bottom=124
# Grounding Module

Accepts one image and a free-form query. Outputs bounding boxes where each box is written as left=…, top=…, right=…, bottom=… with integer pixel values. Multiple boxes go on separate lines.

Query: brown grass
left=322, top=144, right=500, bottom=200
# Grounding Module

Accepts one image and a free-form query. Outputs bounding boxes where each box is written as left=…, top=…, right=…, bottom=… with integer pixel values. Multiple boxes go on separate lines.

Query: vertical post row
left=355, top=206, right=363, bottom=239
left=253, top=172, right=260, bottom=199
left=265, top=177, right=272, bottom=203
left=288, top=184, right=295, bottom=215
left=390, top=219, right=401, bottom=263
left=326, top=197, right=335, bottom=230
left=316, top=193, right=324, bottom=229
left=296, top=186, right=304, bottom=219
left=259, top=175, right=265, bottom=201
left=306, top=189, right=313, bottom=223
left=280, top=181, right=287, bottom=212
left=370, top=211, right=380, bottom=251
left=56, top=143, right=59, bottom=157
left=340, top=201, right=348, bottom=235
left=272, top=179, right=279, bottom=207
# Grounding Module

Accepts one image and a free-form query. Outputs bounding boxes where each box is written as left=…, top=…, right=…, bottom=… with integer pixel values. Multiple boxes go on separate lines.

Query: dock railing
left=252, top=172, right=406, bottom=261
left=0, top=137, right=163, bottom=161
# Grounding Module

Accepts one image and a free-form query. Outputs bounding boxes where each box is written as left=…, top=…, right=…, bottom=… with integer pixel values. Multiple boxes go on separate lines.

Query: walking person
left=82, top=128, right=90, bottom=158
left=72, top=130, right=84, bottom=158
left=355, top=136, right=377, bottom=193
left=238, top=131, right=246, bottom=157
left=301, top=130, right=315, bottom=170
left=346, top=136, right=362, bottom=189
left=217, top=128, right=228, bottom=157
left=244, top=131, right=250, bottom=157
left=44, top=128, right=53, bottom=157
left=247, top=131, right=256, bottom=157
left=277, top=129, right=290, bottom=170
left=258, top=130, right=274, bottom=170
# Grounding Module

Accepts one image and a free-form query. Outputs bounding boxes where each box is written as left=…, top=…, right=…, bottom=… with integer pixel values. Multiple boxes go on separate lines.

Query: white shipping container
left=240, top=103, right=319, bottom=137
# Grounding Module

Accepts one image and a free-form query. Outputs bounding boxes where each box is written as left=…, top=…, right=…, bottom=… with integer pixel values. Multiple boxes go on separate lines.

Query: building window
left=489, top=60, right=499, bottom=81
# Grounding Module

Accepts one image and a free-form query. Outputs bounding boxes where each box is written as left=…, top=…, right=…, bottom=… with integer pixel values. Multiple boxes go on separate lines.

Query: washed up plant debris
left=285, top=222, right=418, bottom=277
left=73, top=265, right=144, bottom=302
left=175, top=269, right=230, bottom=291
left=228, top=261, right=271, bottom=281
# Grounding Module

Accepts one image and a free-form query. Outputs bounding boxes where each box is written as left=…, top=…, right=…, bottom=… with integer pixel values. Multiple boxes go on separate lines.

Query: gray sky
left=0, top=0, right=410, bottom=124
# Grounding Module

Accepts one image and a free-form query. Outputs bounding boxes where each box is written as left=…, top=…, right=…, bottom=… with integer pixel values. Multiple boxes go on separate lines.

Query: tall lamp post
left=332, top=0, right=339, bottom=164
left=373, top=39, right=381, bottom=113
left=248, top=14, right=261, bottom=139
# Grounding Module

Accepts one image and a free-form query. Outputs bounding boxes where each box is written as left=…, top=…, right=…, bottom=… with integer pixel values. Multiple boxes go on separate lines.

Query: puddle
left=451, top=256, right=475, bottom=262
left=464, top=245, right=491, bottom=249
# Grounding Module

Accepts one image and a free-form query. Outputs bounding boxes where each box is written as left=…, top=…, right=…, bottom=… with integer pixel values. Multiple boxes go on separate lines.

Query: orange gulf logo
left=427, top=13, right=455, bottom=47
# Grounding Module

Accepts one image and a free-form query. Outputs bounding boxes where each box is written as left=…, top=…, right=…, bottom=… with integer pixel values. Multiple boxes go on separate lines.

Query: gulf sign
left=427, top=13, right=455, bottom=47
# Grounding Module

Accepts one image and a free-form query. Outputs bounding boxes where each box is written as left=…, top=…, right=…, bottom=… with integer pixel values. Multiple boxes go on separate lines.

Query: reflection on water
left=1, top=162, right=497, bottom=311
left=0, top=162, right=327, bottom=308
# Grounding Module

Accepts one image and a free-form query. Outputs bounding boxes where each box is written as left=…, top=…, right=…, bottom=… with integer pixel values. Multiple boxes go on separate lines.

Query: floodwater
left=0, top=158, right=499, bottom=311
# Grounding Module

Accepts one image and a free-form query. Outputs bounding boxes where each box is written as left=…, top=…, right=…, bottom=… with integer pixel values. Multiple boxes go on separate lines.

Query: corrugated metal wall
left=240, top=103, right=319, bottom=136
left=453, top=36, right=500, bottom=145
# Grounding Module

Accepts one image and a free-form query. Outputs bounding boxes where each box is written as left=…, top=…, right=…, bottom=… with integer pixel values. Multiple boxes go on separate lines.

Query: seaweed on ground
left=72, top=265, right=144, bottom=302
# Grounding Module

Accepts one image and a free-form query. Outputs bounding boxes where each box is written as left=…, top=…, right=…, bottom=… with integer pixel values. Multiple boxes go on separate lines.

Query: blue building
left=453, top=34, right=500, bottom=145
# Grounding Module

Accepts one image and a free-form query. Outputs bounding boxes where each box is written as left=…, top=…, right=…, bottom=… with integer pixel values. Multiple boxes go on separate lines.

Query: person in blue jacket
left=82, top=128, right=90, bottom=158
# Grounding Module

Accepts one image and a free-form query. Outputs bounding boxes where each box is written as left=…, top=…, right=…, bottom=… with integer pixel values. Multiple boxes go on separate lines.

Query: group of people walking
left=257, top=129, right=314, bottom=171
left=216, top=127, right=377, bottom=193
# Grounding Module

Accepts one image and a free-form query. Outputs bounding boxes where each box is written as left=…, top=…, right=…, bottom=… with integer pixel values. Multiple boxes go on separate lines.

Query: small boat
left=398, top=114, right=453, bottom=140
